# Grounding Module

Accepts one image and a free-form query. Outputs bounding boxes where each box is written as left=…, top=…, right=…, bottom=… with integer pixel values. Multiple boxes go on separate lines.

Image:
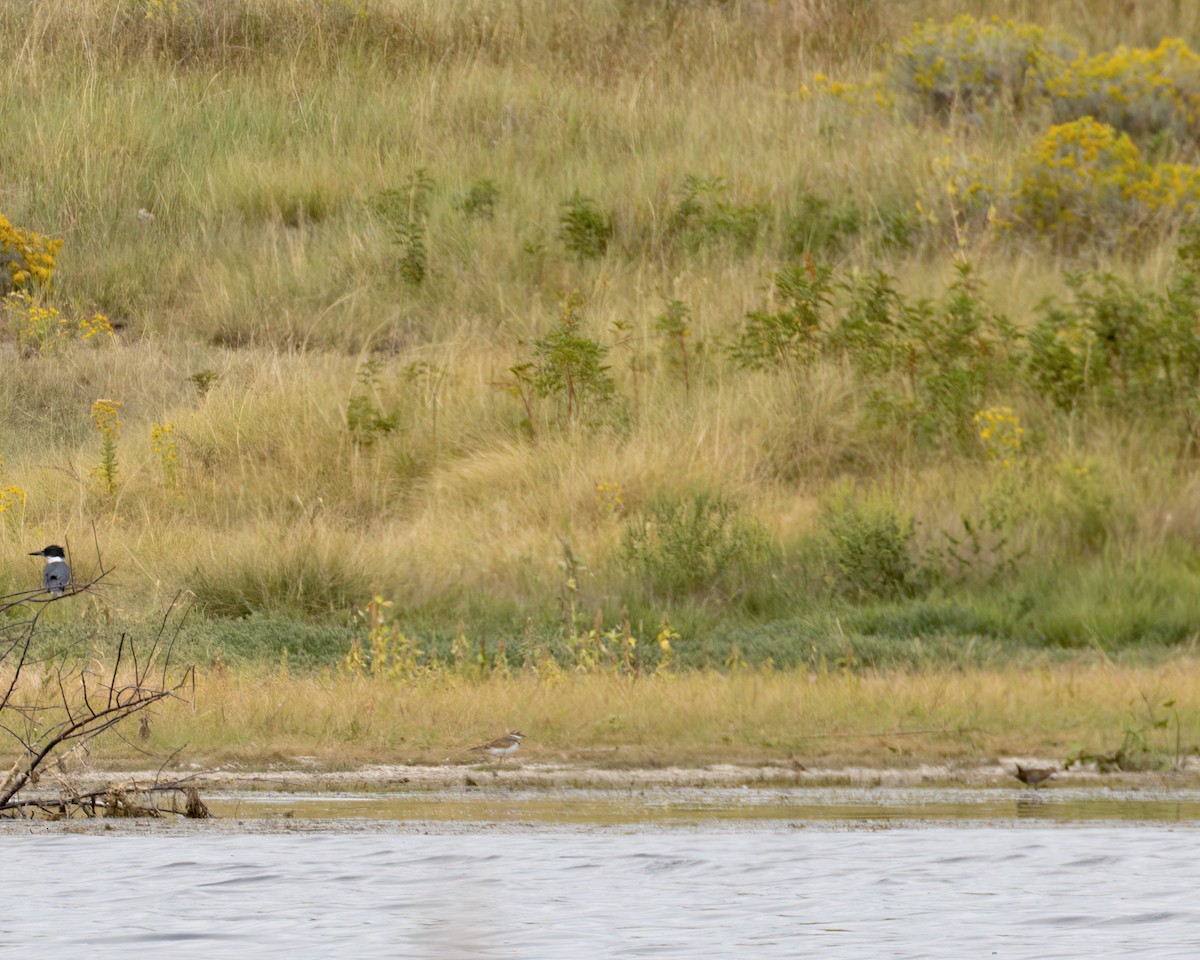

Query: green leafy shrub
left=822, top=269, right=906, bottom=373
left=559, top=193, right=613, bottom=260
left=395, top=220, right=427, bottom=285
left=820, top=486, right=923, bottom=600
left=460, top=178, right=500, bottom=220
left=621, top=491, right=771, bottom=599
left=893, top=261, right=1020, bottom=442
left=730, top=260, right=1020, bottom=443
left=654, top=298, right=694, bottom=393
left=346, top=358, right=399, bottom=443
left=374, top=169, right=434, bottom=285
left=889, top=15, right=1075, bottom=119
left=666, top=176, right=764, bottom=254
left=729, top=261, right=834, bottom=369
left=804, top=262, right=1019, bottom=440
left=508, top=295, right=617, bottom=430
left=1027, top=266, right=1200, bottom=424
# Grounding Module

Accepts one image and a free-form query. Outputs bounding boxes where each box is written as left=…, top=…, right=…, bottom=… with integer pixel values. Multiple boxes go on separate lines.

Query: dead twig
left=0, top=539, right=197, bottom=816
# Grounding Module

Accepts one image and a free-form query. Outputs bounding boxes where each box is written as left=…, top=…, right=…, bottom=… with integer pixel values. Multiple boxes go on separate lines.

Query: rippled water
left=1, top=826, right=1198, bottom=958
left=6, top=785, right=1200, bottom=957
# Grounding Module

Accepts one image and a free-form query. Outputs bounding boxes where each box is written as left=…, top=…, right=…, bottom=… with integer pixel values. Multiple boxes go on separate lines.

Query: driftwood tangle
left=0, top=539, right=201, bottom=820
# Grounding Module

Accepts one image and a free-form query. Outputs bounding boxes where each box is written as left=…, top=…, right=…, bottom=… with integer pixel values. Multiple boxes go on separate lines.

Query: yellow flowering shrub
left=973, top=406, right=1025, bottom=467
left=890, top=15, right=1076, bottom=118
left=150, top=421, right=179, bottom=489
left=3, top=292, right=114, bottom=356
left=796, top=72, right=894, bottom=113
left=593, top=481, right=626, bottom=518
left=91, top=399, right=123, bottom=494
left=0, top=456, right=27, bottom=526
left=0, top=486, right=25, bottom=517
left=1012, top=117, right=1200, bottom=244
left=926, top=149, right=1001, bottom=238
left=0, top=214, right=62, bottom=294
left=342, top=595, right=425, bottom=679
left=1127, top=162, right=1200, bottom=215
left=1042, top=39, right=1200, bottom=141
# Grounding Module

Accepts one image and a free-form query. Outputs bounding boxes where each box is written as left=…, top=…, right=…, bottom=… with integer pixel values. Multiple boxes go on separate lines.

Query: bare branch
left=0, top=539, right=196, bottom=816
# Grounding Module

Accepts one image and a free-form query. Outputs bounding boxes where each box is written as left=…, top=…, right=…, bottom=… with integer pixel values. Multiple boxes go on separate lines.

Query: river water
left=3, top=787, right=1200, bottom=958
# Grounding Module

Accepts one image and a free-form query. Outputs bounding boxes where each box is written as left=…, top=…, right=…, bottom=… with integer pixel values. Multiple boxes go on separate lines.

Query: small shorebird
left=471, top=731, right=524, bottom=759
left=1014, top=764, right=1056, bottom=788
left=29, top=545, right=71, bottom=597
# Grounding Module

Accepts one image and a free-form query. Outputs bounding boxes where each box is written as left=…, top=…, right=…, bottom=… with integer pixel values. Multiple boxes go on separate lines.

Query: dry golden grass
left=66, top=659, right=1200, bottom=771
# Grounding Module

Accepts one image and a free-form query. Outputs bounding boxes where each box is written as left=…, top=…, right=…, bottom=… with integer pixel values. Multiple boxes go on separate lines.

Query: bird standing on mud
left=471, top=731, right=524, bottom=759
left=1014, top=764, right=1055, bottom=788
left=29, top=545, right=70, bottom=597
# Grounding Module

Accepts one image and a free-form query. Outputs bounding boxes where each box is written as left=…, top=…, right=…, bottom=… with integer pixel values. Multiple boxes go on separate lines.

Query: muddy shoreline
left=6, top=759, right=1200, bottom=836
left=59, top=757, right=1200, bottom=793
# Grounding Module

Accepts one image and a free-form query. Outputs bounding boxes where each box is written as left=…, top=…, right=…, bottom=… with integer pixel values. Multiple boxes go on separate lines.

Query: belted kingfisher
left=29, top=545, right=70, bottom=597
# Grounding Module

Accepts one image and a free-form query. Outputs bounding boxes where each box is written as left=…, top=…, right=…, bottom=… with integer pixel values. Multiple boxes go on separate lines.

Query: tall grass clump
left=189, top=530, right=373, bottom=619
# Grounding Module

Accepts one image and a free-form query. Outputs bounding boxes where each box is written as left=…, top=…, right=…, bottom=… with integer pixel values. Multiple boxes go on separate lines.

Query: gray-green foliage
left=888, top=17, right=1077, bottom=120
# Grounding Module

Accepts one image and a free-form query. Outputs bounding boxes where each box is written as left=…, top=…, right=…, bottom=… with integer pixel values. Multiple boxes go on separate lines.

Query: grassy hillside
left=4, top=0, right=1200, bottom=669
